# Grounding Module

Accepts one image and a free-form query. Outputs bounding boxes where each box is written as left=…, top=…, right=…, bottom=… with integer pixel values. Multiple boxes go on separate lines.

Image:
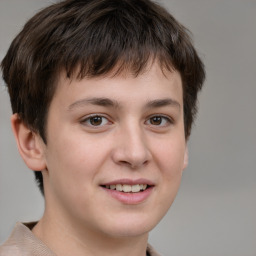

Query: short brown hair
left=1, top=0, right=205, bottom=194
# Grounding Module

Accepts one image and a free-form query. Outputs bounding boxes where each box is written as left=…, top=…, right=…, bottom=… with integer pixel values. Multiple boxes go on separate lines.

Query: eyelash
left=80, top=114, right=173, bottom=128
left=80, top=114, right=111, bottom=127
left=145, top=115, right=173, bottom=127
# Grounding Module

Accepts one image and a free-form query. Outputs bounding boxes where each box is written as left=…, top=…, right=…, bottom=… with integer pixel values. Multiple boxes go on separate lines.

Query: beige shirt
left=0, top=223, right=160, bottom=256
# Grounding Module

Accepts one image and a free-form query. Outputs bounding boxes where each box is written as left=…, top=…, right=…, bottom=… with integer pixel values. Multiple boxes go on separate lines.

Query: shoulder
left=0, top=222, right=34, bottom=256
left=0, top=236, right=22, bottom=256
left=0, top=222, right=55, bottom=256
left=0, top=246, right=20, bottom=256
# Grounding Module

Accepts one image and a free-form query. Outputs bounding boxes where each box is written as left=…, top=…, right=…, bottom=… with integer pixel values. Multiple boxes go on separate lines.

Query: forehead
left=51, top=62, right=183, bottom=108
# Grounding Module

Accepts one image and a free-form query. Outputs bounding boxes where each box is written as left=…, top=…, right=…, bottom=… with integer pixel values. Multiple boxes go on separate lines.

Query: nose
left=112, top=124, right=151, bottom=169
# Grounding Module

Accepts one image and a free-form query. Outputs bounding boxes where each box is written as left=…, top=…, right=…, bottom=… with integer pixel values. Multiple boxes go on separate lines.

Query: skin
left=12, top=63, right=188, bottom=256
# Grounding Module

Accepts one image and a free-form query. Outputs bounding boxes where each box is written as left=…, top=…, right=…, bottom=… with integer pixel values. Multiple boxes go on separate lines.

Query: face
left=40, top=63, right=187, bottom=239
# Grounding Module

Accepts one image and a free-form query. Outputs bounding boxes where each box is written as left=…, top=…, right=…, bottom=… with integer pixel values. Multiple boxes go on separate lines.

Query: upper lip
left=101, top=178, right=154, bottom=186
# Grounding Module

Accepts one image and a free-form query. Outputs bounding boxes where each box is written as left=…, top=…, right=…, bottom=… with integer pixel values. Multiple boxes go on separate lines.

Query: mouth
left=100, top=179, right=154, bottom=204
left=101, top=184, right=150, bottom=193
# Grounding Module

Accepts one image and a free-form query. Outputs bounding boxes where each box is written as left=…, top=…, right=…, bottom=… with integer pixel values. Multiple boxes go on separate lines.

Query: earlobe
left=11, top=113, right=46, bottom=171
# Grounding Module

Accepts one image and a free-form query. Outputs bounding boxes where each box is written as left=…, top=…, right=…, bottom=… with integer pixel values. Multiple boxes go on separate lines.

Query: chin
left=99, top=213, right=160, bottom=238
left=105, top=225, right=152, bottom=238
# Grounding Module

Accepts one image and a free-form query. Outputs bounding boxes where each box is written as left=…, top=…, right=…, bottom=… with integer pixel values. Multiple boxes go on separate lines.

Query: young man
left=0, top=0, right=205, bottom=255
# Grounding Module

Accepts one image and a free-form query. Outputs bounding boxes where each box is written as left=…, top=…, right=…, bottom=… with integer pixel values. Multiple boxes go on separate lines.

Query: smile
left=103, top=184, right=148, bottom=193
left=101, top=179, right=154, bottom=204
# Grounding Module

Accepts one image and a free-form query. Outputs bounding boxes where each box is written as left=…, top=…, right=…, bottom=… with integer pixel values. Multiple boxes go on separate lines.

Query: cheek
left=158, top=142, right=185, bottom=200
left=44, top=140, right=102, bottom=216
left=154, top=138, right=186, bottom=177
left=149, top=139, right=185, bottom=224
left=45, top=131, right=111, bottom=197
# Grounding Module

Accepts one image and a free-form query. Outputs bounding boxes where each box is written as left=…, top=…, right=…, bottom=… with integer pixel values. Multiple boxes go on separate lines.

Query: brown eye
left=150, top=116, right=162, bottom=125
left=81, top=115, right=109, bottom=127
left=146, top=115, right=172, bottom=127
left=89, top=116, right=103, bottom=126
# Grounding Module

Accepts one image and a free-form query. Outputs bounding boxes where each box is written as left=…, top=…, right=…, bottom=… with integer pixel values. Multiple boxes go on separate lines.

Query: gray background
left=0, top=0, right=255, bottom=255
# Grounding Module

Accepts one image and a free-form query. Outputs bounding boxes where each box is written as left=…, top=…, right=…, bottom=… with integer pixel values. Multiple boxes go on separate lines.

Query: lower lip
left=102, top=186, right=154, bottom=205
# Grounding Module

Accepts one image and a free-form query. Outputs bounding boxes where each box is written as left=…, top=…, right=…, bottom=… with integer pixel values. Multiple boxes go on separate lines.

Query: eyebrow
left=145, top=98, right=181, bottom=110
left=68, top=97, right=119, bottom=110
left=68, top=97, right=181, bottom=111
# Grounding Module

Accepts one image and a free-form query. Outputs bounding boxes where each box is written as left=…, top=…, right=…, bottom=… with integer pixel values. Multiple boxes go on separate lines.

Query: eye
left=81, top=115, right=110, bottom=127
left=146, top=115, right=172, bottom=127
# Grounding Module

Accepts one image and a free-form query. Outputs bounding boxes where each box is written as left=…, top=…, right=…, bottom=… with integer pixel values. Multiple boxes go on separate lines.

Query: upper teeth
left=106, top=184, right=147, bottom=193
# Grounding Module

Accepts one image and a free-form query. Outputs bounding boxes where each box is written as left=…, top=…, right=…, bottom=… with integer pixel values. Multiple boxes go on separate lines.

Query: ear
left=11, top=113, right=46, bottom=171
left=183, top=145, right=188, bottom=170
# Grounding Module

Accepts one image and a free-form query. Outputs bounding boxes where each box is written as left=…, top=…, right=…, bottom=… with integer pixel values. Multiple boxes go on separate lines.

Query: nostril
left=118, top=160, right=148, bottom=169
left=120, top=160, right=129, bottom=165
left=131, top=160, right=149, bottom=169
